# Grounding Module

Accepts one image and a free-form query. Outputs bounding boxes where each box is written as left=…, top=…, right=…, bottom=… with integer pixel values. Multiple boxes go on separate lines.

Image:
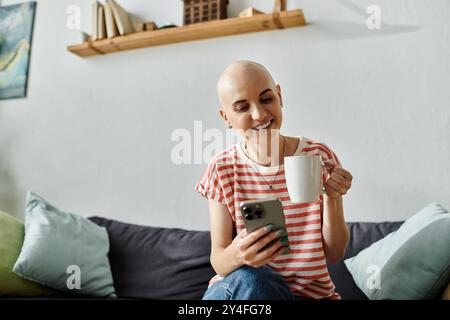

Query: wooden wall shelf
left=67, top=9, right=306, bottom=57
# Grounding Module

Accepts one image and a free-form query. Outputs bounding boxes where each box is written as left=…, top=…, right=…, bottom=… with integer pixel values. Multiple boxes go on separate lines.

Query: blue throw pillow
left=13, top=191, right=116, bottom=298
left=344, top=202, right=450, bottom=300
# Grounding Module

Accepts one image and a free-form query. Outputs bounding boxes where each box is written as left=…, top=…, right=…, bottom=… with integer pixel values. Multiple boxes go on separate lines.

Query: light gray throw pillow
left=13, top=191, right=116, bottom=298
left=344, top=202, right=450, bottom=300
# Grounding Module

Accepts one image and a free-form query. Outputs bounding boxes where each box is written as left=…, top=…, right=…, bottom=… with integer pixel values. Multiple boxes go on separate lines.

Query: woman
left=195, top=61, right=353, bottom=300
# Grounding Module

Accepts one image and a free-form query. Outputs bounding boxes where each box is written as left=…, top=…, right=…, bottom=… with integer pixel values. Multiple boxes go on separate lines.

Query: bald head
left=217, top=61, right=277, bottom=108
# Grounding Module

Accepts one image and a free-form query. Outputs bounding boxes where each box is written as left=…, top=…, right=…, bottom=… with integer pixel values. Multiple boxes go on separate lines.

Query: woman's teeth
left=253, top=120, right=272, bottom=130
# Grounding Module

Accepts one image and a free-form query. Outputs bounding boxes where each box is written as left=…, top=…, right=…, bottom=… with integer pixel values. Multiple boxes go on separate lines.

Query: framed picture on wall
left=0, top=1, right=37, bottom=100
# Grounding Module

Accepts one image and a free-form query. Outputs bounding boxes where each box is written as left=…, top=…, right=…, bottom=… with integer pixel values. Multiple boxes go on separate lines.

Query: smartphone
left=240, top=198, right=290, bottom=254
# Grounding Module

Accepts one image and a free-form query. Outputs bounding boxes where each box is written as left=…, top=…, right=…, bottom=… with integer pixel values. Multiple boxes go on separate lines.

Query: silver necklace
left=242, top=136, right=286, bottom=190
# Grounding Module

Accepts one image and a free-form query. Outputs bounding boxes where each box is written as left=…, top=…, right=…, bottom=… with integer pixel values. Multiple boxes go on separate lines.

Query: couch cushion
left=89, top=217, right=216, bottom=299
left=327, top=221, right=404, bottom=300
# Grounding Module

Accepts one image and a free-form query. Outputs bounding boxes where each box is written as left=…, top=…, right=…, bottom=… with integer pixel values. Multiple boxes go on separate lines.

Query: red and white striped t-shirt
left=195, top=136, right=342, bottom=300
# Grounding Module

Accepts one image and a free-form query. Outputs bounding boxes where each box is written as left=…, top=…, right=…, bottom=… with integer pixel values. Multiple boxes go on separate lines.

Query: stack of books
left=92, top=0, right=135, bottom=41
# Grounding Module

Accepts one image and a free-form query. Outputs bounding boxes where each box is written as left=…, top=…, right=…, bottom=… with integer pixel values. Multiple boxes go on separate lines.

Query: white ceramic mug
left=284, top=155, right=325, bottom=203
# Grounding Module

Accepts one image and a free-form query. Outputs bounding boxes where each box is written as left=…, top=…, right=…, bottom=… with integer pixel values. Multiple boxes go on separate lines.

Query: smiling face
left=217, top=61, right=283, bottom=144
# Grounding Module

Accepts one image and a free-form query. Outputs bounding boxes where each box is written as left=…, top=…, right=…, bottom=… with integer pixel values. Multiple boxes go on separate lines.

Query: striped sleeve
left=302, top=139, right=342, bottom=185
left=317, top=142, right=342, bottom=192
left=305, top=141, right=343, bottom=204
left=195, top=159, right=227, bottom=205
left=319, top=142, right=342, bottom=173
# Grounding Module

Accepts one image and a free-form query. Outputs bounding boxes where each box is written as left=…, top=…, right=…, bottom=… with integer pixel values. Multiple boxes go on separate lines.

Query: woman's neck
left=244, top=134, right=286, bottom=167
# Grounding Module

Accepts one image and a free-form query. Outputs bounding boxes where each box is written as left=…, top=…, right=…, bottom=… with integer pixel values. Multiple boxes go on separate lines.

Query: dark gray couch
left=82, top=217, right=403, bottom=300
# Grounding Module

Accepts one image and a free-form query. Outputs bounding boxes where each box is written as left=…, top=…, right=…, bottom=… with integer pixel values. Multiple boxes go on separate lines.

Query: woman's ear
left=276, top=84, right=283, bottom=107
left=219, top=108, right=231, bottom=128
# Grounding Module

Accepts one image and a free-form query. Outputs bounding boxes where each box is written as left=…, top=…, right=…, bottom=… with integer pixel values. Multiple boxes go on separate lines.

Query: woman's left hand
left=323, top=161, right=353, bottom=199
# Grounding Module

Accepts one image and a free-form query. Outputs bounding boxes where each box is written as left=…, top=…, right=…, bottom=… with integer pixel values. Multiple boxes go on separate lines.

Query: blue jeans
left=202, top=265, right=297, bottom=300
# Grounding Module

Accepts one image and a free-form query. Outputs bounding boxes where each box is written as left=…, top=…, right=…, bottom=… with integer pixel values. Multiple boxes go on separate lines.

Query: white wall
left=0, top=0, right=449, bottom=230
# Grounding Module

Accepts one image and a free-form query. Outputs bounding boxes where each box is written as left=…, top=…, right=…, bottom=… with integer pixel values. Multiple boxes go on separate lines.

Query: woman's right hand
left=231, top=225, right=287, bottom=268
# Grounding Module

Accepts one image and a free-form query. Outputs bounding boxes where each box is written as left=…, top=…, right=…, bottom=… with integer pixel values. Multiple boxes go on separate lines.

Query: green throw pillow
left=344, top=202, right=450, bottom=300
left=0, top=210, right=56, bottom=296
left=12, top=191, right=117, bottom=298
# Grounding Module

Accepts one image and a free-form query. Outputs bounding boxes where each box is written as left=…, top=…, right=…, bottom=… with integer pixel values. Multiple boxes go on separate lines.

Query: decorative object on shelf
left=272, top=0, right=286, bottom=29
left=273, top=0, right=286, bottom=12
left=183, top=0, right=228, bottom=25
left=0, top=1, right=36, bottom=100
left=135, top=21, right=157, bottom=32
left=238, top=7, right=264, bottom=18
left=159, top=23, right=179, bottom=29
left=81, top=32, right=90, bottom=42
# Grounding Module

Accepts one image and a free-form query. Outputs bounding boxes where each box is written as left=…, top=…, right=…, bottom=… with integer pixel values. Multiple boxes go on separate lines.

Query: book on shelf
left=92, top=1, right=107, bottom=40
left=91, top=1, right=100, bottom=41
left=97, top=5, right=106, bottom=40
left=107, top=0, right=135, bottom=35
left=104, top=1, right=119, bottom=38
